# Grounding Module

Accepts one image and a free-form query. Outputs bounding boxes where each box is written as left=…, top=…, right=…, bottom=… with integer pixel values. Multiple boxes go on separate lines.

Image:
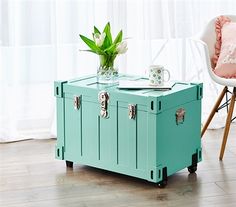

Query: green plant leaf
left=79, top=34, right=105, bottom=55
left=96, top=50, right=106, bottom=55
left=104, top=43, right=117, bottom=54
left=94, top=26, right=101, bottom=34
left=79, top=34, right=97, bottom=51
left=79, top=49, right=97, bottom=54
left=102, top=35, right=111, bottom=49
left=113, top=30, right=123, bottom=44
left=103, top=22, right=112, bottom=46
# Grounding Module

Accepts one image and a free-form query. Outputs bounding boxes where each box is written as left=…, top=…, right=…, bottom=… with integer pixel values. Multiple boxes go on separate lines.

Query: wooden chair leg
left=201, top=86, right=228, bottom=137
left=219, top=87, right=236, bottom=160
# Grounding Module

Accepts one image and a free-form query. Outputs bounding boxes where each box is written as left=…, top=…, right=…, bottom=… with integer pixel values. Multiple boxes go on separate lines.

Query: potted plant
left=79, top=22, right=128, bottom=83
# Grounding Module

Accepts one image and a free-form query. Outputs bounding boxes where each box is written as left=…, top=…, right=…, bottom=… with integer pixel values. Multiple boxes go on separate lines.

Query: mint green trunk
left=54, top=75, right=202, bottom=184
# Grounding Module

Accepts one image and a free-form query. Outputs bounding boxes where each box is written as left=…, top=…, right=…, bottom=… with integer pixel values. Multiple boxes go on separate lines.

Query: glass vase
left=97, top=55, right=119, bottom=83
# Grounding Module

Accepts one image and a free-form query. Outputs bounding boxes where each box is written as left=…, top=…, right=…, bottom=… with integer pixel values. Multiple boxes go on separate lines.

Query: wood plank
left=1, top=126, right=236, bottom=206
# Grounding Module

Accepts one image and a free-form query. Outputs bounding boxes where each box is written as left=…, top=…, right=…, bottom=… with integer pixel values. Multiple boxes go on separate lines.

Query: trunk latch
left=128, top=104, right=136, bottom=119
left=176, top=108, right=185, bottom=125
left=98, top=91, right=109, bottom=118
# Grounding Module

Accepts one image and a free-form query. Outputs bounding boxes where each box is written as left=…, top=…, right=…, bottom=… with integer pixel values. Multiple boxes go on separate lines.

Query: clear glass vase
left=97, top=55, right=119, bottom=83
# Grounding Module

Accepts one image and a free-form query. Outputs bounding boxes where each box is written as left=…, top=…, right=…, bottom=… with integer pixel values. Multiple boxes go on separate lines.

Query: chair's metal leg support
left=219, top=87, right=236, bottom=160
left=201, top=86, right=228, bottom=138
left=231, top=116, right=236, bottom=122
left=217, top=98, right=231, bottom=111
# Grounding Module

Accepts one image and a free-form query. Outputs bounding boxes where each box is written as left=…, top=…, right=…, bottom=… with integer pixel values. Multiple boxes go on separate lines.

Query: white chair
left=191, top=15, right=236, bottom=160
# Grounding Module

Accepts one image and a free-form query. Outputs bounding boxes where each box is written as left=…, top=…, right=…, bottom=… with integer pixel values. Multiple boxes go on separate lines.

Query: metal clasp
left=74, top=95, right=81, bottom=110
left=176, top=108, right=185, bottom=125
left=128, top=104, right=136, bottom=119
left=98, top=91, right=109, bottom=118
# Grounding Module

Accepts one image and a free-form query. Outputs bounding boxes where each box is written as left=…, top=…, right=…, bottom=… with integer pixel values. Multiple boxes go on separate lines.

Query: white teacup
left=149, top=65, right=170, bottom=86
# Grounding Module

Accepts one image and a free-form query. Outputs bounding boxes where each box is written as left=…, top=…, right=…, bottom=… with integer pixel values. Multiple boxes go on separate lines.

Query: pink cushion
left=211, top=16, right=231, bottom=68
left=213, top=19, right=236, bottom=78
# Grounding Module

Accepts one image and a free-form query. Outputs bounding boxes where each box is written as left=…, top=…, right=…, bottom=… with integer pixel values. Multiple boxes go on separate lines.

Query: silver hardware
left=98, top=91, right=109, bottom=102
left=98, top=91, right=109, bottom=118
left=74, top=95, right=81, bottom=110
left=176, top=108, right=185, bottom=125
left=128, top=104, right=136, bottom=119
left=100, top=109, right=107, bottom=118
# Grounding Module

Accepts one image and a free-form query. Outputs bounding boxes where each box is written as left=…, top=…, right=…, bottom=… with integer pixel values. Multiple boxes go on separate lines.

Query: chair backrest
left=198, top=15, right=236, bottom=87
left=199, top=15, right=236, bottom=60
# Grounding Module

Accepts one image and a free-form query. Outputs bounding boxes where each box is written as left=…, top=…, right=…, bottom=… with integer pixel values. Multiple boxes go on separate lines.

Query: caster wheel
left=158, top=180, right=167, bottom=188
left=66, top=160, right=73, bottom=168
left=188, top=165, right=197, bottom=173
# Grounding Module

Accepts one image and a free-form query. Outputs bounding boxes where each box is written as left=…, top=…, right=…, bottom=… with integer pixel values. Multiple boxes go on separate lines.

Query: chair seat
left=209, top=68, right=236, bottom=87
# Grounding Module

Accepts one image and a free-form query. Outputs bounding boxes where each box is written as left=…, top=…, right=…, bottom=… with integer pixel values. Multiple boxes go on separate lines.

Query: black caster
left=66, top=160, right=73, bottom=168
left=158, top=167, right=168, bottom=188
left=188, top=152, right=198, bottom=173
left=188, top=165, right=197, bottom=173
left=158, top=180, right=167, bottom=188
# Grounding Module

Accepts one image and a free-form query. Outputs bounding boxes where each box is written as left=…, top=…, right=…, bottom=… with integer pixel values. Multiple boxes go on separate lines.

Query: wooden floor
left=1, top=126, right=236, bottom=207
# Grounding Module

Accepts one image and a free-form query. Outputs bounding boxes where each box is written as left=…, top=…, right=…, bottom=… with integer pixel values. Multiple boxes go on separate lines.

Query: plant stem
left=99, top=55, right=116, bottom=69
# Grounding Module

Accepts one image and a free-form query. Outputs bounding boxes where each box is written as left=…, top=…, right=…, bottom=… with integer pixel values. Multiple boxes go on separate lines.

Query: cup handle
left=163, top=69, right=170, bottom=82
